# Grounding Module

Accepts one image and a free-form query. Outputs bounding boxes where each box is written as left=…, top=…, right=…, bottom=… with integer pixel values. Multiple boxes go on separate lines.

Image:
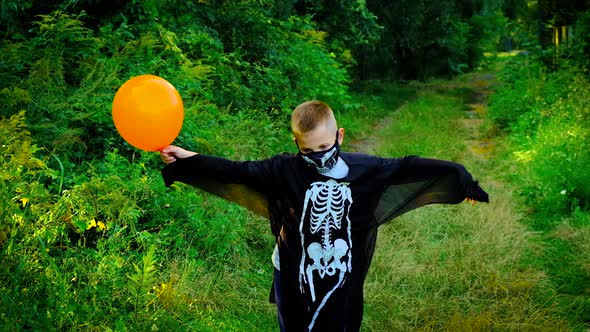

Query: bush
left=489, top=56, right=590, bottom=214
left=0, top=111, right=272, bottom=329
left=515, top=73, right=590, bottom=213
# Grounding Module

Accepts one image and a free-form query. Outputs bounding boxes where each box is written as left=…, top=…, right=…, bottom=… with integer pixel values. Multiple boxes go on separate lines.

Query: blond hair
left=291, top=100, right=336, bottom=134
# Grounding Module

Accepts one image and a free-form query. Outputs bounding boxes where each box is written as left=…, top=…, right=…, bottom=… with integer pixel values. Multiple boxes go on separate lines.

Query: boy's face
left=293, top=124, right=345, bottom=154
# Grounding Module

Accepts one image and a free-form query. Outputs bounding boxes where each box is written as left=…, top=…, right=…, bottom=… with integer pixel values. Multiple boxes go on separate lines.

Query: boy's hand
left=465, top=197, right=477, bottom=206
left=160, top=145, right=197, bottom=164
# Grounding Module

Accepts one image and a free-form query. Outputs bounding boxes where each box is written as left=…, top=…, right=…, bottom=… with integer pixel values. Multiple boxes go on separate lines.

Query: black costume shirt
left=161, top=152, right=489, bottom=331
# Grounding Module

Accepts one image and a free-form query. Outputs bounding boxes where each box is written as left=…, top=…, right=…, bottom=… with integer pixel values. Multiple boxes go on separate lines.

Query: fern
left=127, top=245, right=158, bottom=314
left=0, top=110, right=29, bottom=147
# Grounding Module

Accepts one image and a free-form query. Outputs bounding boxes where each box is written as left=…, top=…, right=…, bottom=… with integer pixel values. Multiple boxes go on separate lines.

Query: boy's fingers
left=161, top=145, right=176, bottom=154
left=160, top=151, right=176, bottom=164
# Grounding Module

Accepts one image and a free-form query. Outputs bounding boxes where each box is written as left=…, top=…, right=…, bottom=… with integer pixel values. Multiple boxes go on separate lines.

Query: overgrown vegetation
left=1, top=0, right=589, bottom=331
left=485, top=7, right=590, bottom=328
left=488, top=53, right=590, bottom=217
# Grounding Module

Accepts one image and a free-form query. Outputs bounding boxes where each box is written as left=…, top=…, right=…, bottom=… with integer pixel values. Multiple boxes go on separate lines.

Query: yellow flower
left=20, top=197, right=29, bottom=207
left=86, top=218, right=97, bottom=230
left=97, top=221, right=106, bottom=231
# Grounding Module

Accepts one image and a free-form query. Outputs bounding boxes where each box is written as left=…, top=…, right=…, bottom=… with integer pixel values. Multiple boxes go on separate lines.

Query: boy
left=160, top=100, right=489, bottom=331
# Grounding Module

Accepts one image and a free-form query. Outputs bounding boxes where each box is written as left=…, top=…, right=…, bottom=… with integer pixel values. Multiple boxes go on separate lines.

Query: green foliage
left=0, top=2, right=355, bottom=163
left=446, top=20, right=472, bottom=74
left=0, top=0, right=34, bottom=33
left=0, top=1, right=386, bottom=330
left=30, top=11, right=99, bottom=88
left=486, top=51, right=590, bottom=328
left=0, top=112, right=69, bottom=330
left=468, top=11, right=509, bottom=63
left=127, top=245, right=158, bottom=313
left=569, top=9, right=590, bottom=70
left=0, top=110, right=274, bottom=329
left=489, top=55, right=590, bottom=214
left=161, top=3, right=353, bottom=112
left=360, top=0, right=510, bottom=79
left=297, top=0, right=382, bottom=48
left=295, top=0, right=382, bottom=70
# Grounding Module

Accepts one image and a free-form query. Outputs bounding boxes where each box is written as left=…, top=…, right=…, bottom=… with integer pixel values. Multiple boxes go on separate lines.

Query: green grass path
left=349, top=73, right=576, bottom=331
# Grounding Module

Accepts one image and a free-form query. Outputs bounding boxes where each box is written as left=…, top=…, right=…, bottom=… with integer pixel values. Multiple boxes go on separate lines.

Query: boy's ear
left=338, top=127, right=345, bottom=145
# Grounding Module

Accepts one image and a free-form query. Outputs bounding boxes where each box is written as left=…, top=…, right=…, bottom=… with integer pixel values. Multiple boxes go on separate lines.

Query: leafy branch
left=127, top=245, right=158, bottom=315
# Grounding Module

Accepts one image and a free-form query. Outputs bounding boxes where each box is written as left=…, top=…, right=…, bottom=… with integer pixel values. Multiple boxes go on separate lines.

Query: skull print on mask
left=297, top=131, right=340, bottom=174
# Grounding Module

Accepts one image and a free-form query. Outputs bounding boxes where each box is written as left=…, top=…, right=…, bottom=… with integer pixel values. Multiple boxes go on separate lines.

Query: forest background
left=1, top=0, right=589, bottom=330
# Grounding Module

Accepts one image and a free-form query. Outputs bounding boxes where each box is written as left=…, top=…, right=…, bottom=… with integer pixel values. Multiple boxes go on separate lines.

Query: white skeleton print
left=298, top=179, right=353, bottom=330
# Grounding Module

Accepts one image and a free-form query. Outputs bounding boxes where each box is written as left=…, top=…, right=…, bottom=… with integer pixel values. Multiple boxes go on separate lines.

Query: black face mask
left=297, top=132, right=340, bottom=174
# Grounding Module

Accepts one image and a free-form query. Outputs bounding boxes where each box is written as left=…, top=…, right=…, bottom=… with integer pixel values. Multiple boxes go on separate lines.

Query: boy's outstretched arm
left=158, top=145, right=276, bottom=219
left=393, top=156, right=489, bottom=202
left=374, top=155, right=489, bottom=225
left=159, top=145, right=275, bottom=188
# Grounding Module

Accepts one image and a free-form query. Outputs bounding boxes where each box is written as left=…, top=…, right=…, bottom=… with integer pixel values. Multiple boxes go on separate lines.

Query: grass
left=363, top=190, right=569, bottom=331
left=356, top=76, right=578, bottom=331
left=341, top=82, right=417, bottom=148
left=371, top=89, right=467, bottom=159
left=147, top=199, right=277, bottom=331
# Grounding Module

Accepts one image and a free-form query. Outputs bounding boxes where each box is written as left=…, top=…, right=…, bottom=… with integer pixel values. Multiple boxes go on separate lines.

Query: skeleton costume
left=161, top=151, right=489, bottom=332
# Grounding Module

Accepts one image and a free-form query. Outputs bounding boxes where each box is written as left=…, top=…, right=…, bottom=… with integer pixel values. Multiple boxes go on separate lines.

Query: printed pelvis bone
left=300, top=180, right=352, bottom=302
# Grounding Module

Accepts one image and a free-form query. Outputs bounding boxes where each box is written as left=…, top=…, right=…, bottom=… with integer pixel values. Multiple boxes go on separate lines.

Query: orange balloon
left=112, top=75, right=184, bottom=151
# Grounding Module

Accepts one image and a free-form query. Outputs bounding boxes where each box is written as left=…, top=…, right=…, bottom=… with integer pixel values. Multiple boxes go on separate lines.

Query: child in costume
left=160, top=100, right=489, bottom=332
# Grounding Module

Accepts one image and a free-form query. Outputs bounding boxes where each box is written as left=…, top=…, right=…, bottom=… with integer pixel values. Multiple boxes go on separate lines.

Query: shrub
left=490, top=56, right=590, bottom=214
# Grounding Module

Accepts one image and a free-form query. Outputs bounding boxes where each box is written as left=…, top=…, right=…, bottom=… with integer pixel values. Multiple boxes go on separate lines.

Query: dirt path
left=458, top=72, right=496, bottom=161
left=455, top=72, right=508, bottom=190
left=347, top=101, right=410, bottom=154
left=348, top=72, right=497, bottom=158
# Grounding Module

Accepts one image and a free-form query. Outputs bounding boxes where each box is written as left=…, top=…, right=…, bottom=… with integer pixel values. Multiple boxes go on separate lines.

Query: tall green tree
left=358, top=0, right=509, bottom=80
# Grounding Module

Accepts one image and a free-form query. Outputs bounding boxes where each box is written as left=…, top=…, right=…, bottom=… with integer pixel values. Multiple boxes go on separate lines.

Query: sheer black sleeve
left=375, top=156, right=489, bottom=225
left=161, top=154, right=279, bottom=218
